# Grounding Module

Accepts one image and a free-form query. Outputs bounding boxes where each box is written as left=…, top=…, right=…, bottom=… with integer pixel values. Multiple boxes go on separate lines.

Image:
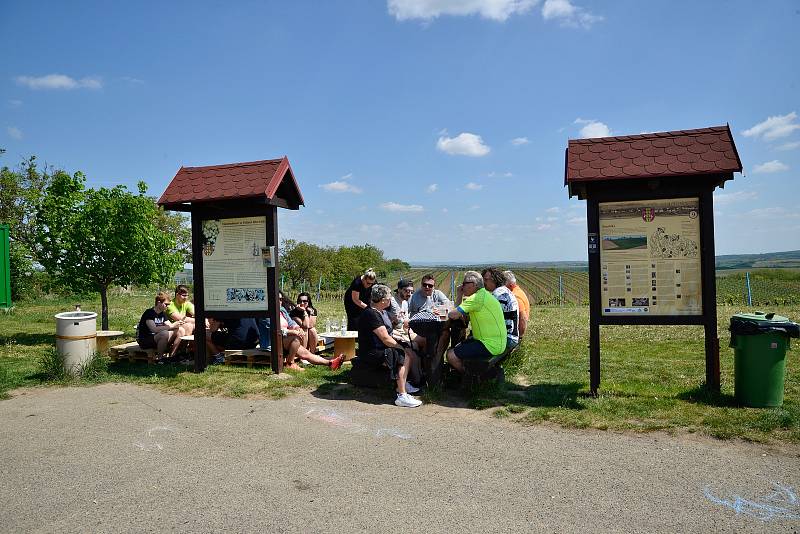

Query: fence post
left=280, top=274, right=284, bottom=291
left=559, top=274, right=564, bottom=306
left=317, top=276, right=322, bottom=301
left=745, top=271, right=752, bottom=307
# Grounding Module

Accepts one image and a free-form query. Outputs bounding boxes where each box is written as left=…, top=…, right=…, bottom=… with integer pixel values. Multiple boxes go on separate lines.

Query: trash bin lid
left=729, top=312, right=800, bottom=337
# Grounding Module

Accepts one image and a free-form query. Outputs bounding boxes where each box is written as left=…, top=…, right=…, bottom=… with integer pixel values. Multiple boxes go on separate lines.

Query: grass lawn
left=1, top=293, right=799, bottom=444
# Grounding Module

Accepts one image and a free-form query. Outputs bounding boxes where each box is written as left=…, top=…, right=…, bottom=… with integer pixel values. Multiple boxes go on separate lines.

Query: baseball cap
left=397, top=278, right=413, bottom=290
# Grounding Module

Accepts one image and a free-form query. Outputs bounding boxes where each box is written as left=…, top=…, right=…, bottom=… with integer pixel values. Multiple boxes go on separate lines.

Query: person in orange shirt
left=503, top=270, right=529, bottom=337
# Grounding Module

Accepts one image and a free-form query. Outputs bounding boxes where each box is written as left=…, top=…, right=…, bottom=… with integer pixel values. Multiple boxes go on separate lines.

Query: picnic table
left=318, top=330, right=358, bottom=360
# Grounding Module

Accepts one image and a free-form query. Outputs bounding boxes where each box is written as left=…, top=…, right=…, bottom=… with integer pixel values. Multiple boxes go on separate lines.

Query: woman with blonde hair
left=343, top=268, right=377, bottom=331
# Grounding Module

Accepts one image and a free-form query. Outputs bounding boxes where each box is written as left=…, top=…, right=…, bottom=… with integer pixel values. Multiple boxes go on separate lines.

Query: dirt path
left=1, top=383, right=799, bottom=533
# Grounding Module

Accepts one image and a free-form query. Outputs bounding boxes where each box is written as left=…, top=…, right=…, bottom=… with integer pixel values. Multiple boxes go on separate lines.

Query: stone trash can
left=55, top=311, right=98, bottom=375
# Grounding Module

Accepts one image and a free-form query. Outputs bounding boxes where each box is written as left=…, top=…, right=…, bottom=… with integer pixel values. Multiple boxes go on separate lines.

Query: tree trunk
left=100, top=284, right=109, bottom=330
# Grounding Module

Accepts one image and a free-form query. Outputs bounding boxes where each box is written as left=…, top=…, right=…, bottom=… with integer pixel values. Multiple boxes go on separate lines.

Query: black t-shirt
left=344, top=276, right=372, bottom=318
left=357, top=307, right=393, bottom=359
left=137, top=308, right=166, bottom=339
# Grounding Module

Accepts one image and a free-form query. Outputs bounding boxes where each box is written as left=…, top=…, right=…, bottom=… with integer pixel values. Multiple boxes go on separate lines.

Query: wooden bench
left=223, top=348, right=272, bottom=368
left=110, top=341, right=158, bottom=364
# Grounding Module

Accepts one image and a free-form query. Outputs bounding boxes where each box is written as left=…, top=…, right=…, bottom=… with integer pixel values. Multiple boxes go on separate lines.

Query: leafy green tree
left=153, top=208, right=191, bottom=263
left=0, top=154, right=54, bottom=299
left=280, top=239, right=332, bottom=289
left=35, top=173, right=182, bottom=329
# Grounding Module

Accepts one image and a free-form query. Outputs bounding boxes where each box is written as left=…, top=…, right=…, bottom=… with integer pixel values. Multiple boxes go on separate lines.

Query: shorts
left=137, top=335, right=157, bottom=349
left=359, top=347, right=406, bottom=380
left=453, top=338, right=492, bottom=361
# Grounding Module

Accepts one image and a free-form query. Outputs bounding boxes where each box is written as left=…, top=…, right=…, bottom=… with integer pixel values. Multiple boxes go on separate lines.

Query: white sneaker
left=404, top=382, right=420, bottom=394
left=395, top=393, right=422, bottom=408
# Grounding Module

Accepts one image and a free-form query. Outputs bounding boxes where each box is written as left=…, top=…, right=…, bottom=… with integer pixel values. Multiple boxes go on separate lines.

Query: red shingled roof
left=565, top=125, right=742, bottom=184
left=158, top=157, right=304, bottom=208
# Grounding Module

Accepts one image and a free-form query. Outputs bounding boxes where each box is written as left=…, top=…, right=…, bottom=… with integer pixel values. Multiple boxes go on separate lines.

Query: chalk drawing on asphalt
left=133, top=425, right=177, bottom=452
left=704, top=483, right=800, bottom=521
left=305, top=407, right=413, bottom=440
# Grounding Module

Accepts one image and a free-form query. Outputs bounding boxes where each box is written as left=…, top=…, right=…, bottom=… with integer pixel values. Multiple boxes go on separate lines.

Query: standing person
left=446, top=271, right=506, bottom=374
left=482, top=267, right=520, bottom=352
left=355, top=284, right=422, bottom=408
left=503, top=270, right=530, bottom=337
left=137, top=292, right=184, bottom=358
left=344, top=268, right=377, bottom=330
left=295, top=292, right=319, bottom=353
left=408, top=273, right=451, bottom=316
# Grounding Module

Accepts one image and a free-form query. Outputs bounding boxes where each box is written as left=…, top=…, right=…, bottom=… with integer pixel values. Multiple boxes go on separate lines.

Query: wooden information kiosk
left=564, top=126, right=743, bottom=395
left=158, top=157, right=305, bottom=373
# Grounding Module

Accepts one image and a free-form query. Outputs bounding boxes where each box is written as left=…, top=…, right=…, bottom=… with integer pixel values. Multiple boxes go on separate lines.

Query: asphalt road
left=1, top=383, right=799, bottom=533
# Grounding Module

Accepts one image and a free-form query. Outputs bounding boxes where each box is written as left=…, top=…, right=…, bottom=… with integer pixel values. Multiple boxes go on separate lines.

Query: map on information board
left=201, top=216, right=269, bottom=312
left=599, top=198, right=702, bottom=316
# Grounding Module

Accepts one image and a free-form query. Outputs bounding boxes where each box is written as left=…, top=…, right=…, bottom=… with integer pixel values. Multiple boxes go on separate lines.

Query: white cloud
left=776, top=141, right=800, bottom=151
left=465, top=182, right=483, bottom=190
left=753, top=160, right=789, bottom=174
left=388, top=0, right=539, bottom=21
left=546, top=216, right=558, bottom=222
left=359, top=224, right=384, bottom=234
left=488, top=171, right=513, bottom=178
left=575, top=118, right=611, bottom=138
left=546, top=206, right=560, bottom=213
left=468, top=205, right=480, bottom=210
left=427, top=183, right=438, bottom=193
left=437, top=132, right=491, bottom=157
left=381, top=202, right=424, bottom=212
left=714, top=190, right=758, bottom=206
left=536, top=223, right=553, bottom=231
left=441, top=207, right=448, bottom=213
left=511, top=136, right=529, bottom=146
left=7, top=99, right=22, bottom=108
left=15, top=74, right=102, bottom=90
left=567, top=216, right=586, bottom=225
left=542, top=0, right=602, bottom=28
left=746, top=207, right=800, bottom=219
left=320, top=180, right=363, bottom=193
left=6, top=126, right=22, bottom=140
left=742, top=112, right=800, bottom=141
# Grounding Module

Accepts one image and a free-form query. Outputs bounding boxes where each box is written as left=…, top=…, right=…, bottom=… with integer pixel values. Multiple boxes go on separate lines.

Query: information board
left=201, top=216, right=269, bottom=312
left=599, top=198, right=702, bottom=316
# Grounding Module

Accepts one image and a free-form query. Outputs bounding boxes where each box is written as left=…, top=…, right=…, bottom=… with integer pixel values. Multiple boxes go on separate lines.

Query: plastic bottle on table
left=341, top=316, right=347, bottom=334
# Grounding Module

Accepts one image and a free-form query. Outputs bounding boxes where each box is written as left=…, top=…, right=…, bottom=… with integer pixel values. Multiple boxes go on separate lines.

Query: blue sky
left=2, top=0, right=799, bottom=263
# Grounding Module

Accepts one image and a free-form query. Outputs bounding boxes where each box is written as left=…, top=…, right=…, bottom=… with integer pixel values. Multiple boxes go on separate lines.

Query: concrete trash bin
left=55, top=311, right=98, bottom=375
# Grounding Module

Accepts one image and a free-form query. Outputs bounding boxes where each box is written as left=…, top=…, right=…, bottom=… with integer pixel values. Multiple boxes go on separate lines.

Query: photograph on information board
left=599, top=198, right=702, bottom=316
left=202, top=216, right=269, bottom=312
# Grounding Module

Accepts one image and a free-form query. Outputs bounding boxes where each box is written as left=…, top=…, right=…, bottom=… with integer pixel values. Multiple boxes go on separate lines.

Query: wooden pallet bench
left=223, top=348, right=272, bottom=368
left=110, top=341, right=158, bottom=364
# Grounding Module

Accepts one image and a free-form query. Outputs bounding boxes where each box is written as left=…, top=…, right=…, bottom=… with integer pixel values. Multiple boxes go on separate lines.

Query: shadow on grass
left=1, top=333, right=55, bottom=347
left=677, top=384, right=737, bottom=407
left=105, top=360, right=184, bottom=379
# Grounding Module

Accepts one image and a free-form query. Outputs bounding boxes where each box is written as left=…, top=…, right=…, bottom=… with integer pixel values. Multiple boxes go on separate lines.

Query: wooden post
left=587, top=199, right=601, bottom=396
left=190, top=211, right=207, bottom=372
left=267, top=206, right=282, bottom=373
left=700, top=190, right=720, bottom=392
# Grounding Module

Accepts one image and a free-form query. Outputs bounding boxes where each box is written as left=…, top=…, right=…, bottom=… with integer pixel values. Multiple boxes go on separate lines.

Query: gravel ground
left=1, top=383, right=799, bottom=533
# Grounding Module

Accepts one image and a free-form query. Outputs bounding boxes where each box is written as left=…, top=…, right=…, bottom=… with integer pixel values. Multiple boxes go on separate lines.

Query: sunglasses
left=422, top=283, right=434, bottom=288
left=298, top=299, right=309, bottom=303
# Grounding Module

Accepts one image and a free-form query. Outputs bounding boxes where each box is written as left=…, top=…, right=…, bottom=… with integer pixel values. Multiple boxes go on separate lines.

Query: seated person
left=280, top=294, right=344, bottom=372
left=482, top=267, right=520, bottom=352
left=293, top=292, right=319, bottom=353
left=206, top=317, right=260, bottom=364
left=387, top=278, right=413, bottom=339
left=355, top=283, right=422, bottom=408
left=409, top=273, right=451, bottom=316
left=137, top=292, right=184, bottom=358
left=503, top=270, right=529, bottom=337
left=166, top=285, right=195, bottom=336
left=446, top=271, right=507, bottom=374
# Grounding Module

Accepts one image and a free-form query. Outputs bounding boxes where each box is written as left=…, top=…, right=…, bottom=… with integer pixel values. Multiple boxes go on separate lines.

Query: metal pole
left=745, top=271, right=752, bottom=307
left=559, top=274, right=564, bottom=306
left=317, top=276, right=322, bottom=301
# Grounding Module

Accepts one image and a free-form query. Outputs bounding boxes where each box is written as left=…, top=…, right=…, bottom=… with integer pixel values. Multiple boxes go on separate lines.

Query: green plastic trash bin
left=729, top=312, right=800, bottom=407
